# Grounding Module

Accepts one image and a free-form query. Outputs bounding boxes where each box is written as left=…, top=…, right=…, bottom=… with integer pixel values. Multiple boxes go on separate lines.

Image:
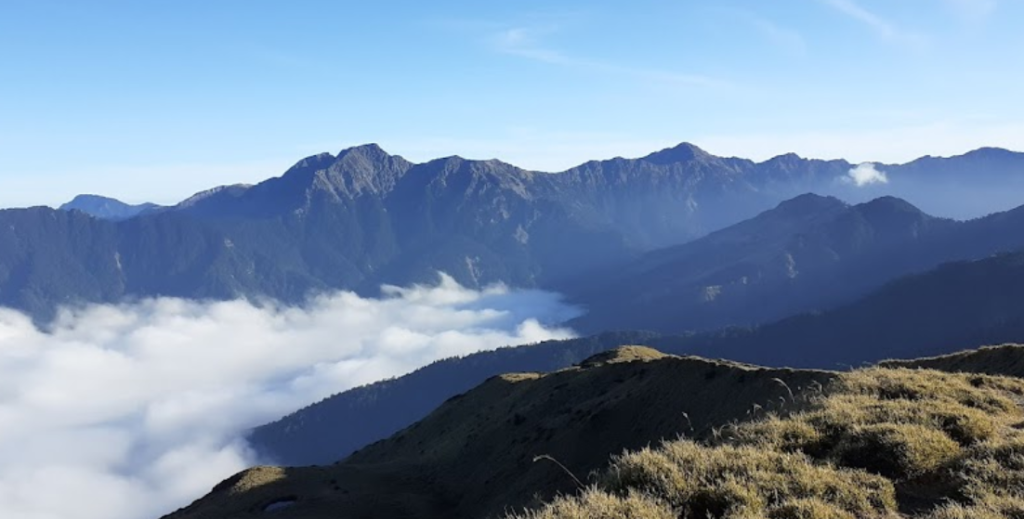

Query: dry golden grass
left=513, top=489, right=675, bottom=519
left=881, top=344, right=1024, bottom=380
left=211, top=466, right=287, bottom=495
left=165, top=346, right=836, bottom=519
left=164, top=345, right=1024, bottom=519
left=514, top=365, right=1024, bottom=519
left=601, top=441, right=896, bottom=518
left=924, top=495, right=1024, bottom=519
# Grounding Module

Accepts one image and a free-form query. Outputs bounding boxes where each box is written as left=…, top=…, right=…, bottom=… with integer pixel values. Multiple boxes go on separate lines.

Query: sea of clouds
left=0, top=275, right=579, bottom=519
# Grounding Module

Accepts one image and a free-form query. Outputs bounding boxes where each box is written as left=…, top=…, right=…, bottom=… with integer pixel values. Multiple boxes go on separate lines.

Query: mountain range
left=567, top=192, right=1024, bottom=334
left=4, top=142, right=1023, bottom=324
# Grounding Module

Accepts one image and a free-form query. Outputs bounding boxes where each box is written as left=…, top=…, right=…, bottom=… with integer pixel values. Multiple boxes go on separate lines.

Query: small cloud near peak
left=845, top=162, right=889, bottom=186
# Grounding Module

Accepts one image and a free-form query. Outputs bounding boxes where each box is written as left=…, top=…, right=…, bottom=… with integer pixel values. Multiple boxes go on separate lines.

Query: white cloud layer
left=0, top=275, right=578, bottom=519
left=846, top=162, right=889, bottom=186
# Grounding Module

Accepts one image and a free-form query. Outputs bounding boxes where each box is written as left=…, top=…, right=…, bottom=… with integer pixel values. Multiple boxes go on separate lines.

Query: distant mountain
left=889, top=146, right=1024, bottom=182
left=249, top=251, right=1024, bottom=466
left=672, top=251, right=1024, bottom=368
left=567, top=193, right=1024, bottom=334
left=875, top=146, right=1024, bottom=218
left=59, top=194, right=160, bottom=220
left=4, top=143, right=1024, bottom=322
left=0, top=208, right=259, bottom=317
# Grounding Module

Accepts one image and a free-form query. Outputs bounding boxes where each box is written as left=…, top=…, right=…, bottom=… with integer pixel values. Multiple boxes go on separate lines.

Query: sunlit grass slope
left=515, top=361, right=1024, bottom=518
left=164, top=345, right=1024, bottom=519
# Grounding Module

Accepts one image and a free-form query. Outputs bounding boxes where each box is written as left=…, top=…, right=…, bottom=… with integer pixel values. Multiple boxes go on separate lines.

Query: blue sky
left=2, top=0, right=1022, bottom=208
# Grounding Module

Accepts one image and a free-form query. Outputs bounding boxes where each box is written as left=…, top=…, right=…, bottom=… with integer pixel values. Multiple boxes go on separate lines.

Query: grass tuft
left=511, top=365, right=1024, bottom=518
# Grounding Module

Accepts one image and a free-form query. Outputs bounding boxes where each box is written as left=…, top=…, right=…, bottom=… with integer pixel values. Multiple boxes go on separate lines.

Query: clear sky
left=2, top=0, right=1023, bottom=208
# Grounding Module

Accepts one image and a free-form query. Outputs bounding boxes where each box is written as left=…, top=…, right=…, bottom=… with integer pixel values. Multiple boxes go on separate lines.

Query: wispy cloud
left=493, top=26, right=570, bottom=65
left=820, top=0, right=928, bottom=48
left=844, top=162, right=889, bottom=186
left=736, top=11, right=807, bottom=56
left=491, top=26, right=732, bottom=89
left=942, top=0, right=998, bottom=23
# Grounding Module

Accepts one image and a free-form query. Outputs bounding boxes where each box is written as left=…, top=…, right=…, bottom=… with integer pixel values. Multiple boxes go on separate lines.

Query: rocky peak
left=275, top=144, right=414, bottom=199
left=334, top=143, right=392, bottom=166
left=325, top=144, right=413, bottom=196
left=762, top=152, right=804, bottom=168
left=641, top=142, right=714, bottom=165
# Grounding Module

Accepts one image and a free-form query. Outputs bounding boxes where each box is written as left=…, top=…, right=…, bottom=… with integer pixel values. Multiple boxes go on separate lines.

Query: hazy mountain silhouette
left=3, top=143, right=1024, bottom=323
left=59, top=194, right=160, bottom=220
left=567, top=193, right=1024, bottom=334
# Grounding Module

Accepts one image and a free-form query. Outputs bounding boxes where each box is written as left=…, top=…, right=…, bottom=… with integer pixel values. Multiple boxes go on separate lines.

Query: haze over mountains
left=5, top=142, right=1023, bottom=325
left=568, top=192, right=1024, bottom=334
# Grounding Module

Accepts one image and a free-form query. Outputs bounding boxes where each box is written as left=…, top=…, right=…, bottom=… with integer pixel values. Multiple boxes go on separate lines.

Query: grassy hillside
left=162, top=343, right=1024, bottom=519
left=519, top=360, right=1024, bottom=518
left=164, top=347, right=834, bottom=518
left=881, top=344, right=1024, bottom=379
left=248, top=332, right=667, bottom=465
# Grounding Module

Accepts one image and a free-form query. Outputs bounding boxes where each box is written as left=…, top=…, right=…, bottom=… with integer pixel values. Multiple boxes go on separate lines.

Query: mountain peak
left=772, top=193, right=847, bottom=217
left=336, top=143, right=394, bottom=163
left=302, top=143, right=413, bottom=197
left=764, top=152, right=804, bottom=165
left=962, top=147, right=1019, bottom=160
left=59, top=194, right=159, bottom=220
left=854, top=196, right=929, bottom=223
left=858, top=195, right=921, bottom=212
left=61, top=194, right=120, bottom=208
left=642, top=142, right=713, bottom=165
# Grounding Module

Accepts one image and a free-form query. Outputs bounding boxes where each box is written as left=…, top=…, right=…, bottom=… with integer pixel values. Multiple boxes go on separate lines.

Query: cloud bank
left=0, top=275, right=578, bottom=519
left=845, top=162, right=889, bottom=186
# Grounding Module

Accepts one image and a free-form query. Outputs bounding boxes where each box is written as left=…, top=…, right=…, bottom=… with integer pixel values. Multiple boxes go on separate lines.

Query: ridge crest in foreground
left=165, top=344, right=1024, bottom=519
